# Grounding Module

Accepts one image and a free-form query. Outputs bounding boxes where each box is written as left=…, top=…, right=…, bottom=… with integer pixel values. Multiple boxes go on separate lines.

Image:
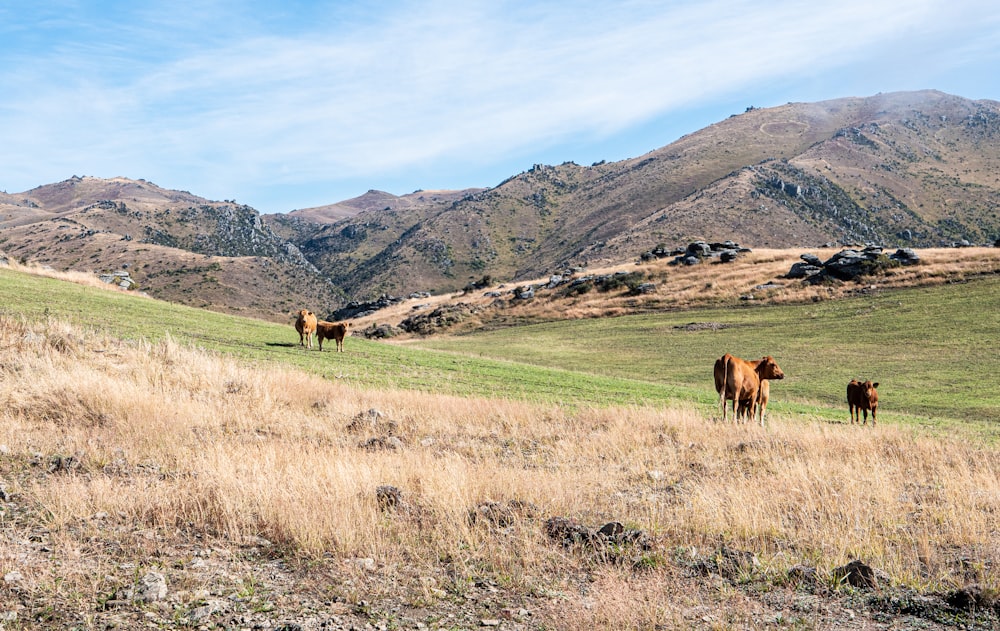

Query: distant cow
left=847, top=379, right=879, bottom=425
left=316, top=320, right=350, bottom=352
left=295, top=309, right=318, bottom=349
left=716, top=354, right=785, bottom=424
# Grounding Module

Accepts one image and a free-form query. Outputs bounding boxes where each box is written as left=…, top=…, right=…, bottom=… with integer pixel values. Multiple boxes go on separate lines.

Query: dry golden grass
left=1, top=313, right=998, bottom=627
left=358, top=247, right=1000, bottom=336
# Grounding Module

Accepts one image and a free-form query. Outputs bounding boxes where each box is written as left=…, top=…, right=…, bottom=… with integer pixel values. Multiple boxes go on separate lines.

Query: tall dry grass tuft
left=1, top=313, right=998, bottom=620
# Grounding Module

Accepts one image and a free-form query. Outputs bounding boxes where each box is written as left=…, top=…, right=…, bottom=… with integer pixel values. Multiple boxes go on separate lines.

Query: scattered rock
left=399, top=303, right=480, bottom=334
left=832, top=559, right=884, bottom=590
left=945, top=583, right=998, bottom=610
left=889, top=248, right=920, bottom=265
left=469, top=499, right=539, bottom=528
left=376, top=485, right=404, bottom=511
left=346, top=408, right=387, bottom=433
left=358, top=436, right=404, bottom=451
left=98, top=270, right=137, bottom=290
left=330, top=294, right=405, bottom=320
left=635, top=282, right=657, bottom=294
left=134, top=571, right=167, bottom=603
left=787, top=564, right=818, bottom=587
left=357, top=323, right=402, bottom=339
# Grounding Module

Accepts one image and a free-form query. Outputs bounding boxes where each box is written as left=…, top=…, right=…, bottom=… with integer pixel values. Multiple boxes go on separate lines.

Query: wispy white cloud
left=1, top=0, right=997, bottom=209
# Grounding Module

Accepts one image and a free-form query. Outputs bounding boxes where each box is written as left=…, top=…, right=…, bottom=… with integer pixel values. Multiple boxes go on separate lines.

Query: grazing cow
left=294, top=309, right=318, bottom=349
left=847, top=379, right=879, bottom=425
left=316, top=320, right=350, bottom=352
left=716, top=354, right=785, bottom=424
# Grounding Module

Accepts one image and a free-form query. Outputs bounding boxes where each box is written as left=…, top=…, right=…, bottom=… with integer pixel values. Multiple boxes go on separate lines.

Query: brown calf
left=316, top=320, right=350, bottom=352
left=847, top=379, right=879, bottom=425
left=737, top=379, right=770, bottom=425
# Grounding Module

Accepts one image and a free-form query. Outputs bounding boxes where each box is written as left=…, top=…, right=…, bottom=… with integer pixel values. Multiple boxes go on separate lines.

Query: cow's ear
left=872, top=382, right=879, bottom=389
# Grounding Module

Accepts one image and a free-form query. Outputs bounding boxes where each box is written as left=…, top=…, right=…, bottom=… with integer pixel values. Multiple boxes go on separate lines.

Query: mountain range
left=2, top=90, right=998, bottom=320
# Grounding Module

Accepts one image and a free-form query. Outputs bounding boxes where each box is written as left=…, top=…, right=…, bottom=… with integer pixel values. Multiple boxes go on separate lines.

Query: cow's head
left=758, top=356, right=785, bottom=380
left=862, top=380, right=879, bottom=401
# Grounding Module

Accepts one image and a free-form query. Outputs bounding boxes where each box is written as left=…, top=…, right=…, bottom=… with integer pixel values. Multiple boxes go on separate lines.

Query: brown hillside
left=275, top=91, right=1000, bottom=301
left=0, top=176, right=341, bottom=320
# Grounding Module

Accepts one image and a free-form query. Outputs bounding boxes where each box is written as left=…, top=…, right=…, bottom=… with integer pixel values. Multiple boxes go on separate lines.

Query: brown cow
left=294, top=309, right=317, bottom=349
left=716, top=354, right=785, bottom=424
left=738, top=379, right=770, bottom=425
left=847, top=379, right=879, bottom=425
left=714, top=354, right=750, bottom=421
left=316, top=320, right=350, bottom=352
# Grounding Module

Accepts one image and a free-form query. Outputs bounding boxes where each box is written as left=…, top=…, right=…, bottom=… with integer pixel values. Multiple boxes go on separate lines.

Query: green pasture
left=2, top=266, right=997, bottom=437
left=0, top=267, right=684, bottom=407
left=414, top=276, right=1000, bottom=429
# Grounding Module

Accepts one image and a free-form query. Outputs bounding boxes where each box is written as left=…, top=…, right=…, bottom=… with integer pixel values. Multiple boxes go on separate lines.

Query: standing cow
left=715, top=354, right=785, bottom=425
left=316, top=320, right=350, bottom=352
left=847, top=379, right=879, bottom=425
left=738, top=379, right=770, bottom=425
left=294, top=309, right=318, bottom=349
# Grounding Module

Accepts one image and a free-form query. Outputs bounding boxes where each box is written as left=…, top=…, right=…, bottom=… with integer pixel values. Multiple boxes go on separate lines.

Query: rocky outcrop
left=329, top=294, right=406, bottom=320
left=639, top=240, right=750, bottom=266
left=98, top=270, right=137, bottom=290
left=785, top=246, right=920, bottom=282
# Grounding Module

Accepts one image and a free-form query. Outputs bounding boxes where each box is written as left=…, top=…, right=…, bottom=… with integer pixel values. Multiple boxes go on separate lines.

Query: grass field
left=2, top=262, right=1000, bottom=629
left=4, top=264, right=998, bottom=435
left=413, top=275, right=1000, bottom=430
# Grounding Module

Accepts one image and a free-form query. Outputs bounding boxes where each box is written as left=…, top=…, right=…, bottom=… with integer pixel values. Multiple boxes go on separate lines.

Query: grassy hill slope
left=413, top=275, right=1000, bottom=426
left=3, top=260, right=997, bottom=434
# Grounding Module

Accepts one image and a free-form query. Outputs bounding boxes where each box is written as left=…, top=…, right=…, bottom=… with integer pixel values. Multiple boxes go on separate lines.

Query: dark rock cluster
left=398, top=303, right=481, bottom=335
left=640, top=240, right=750, bottom=266
left=329, top=294, right=406, bottom=320
left=786, top=246, right=920, bottom=283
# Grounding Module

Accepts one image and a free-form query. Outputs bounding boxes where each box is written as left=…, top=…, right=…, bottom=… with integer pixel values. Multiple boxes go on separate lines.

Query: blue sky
left=2, top=1, right=999, bottom=213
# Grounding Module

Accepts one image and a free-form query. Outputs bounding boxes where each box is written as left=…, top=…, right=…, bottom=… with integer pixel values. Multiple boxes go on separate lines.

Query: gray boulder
left=889, top=248, right=920, bottom=265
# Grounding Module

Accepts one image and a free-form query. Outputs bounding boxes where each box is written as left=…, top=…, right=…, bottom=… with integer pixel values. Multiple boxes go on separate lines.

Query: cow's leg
left=862, top=408, right=869, bottom=426
left=871, top=406, right=877, bottom=426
